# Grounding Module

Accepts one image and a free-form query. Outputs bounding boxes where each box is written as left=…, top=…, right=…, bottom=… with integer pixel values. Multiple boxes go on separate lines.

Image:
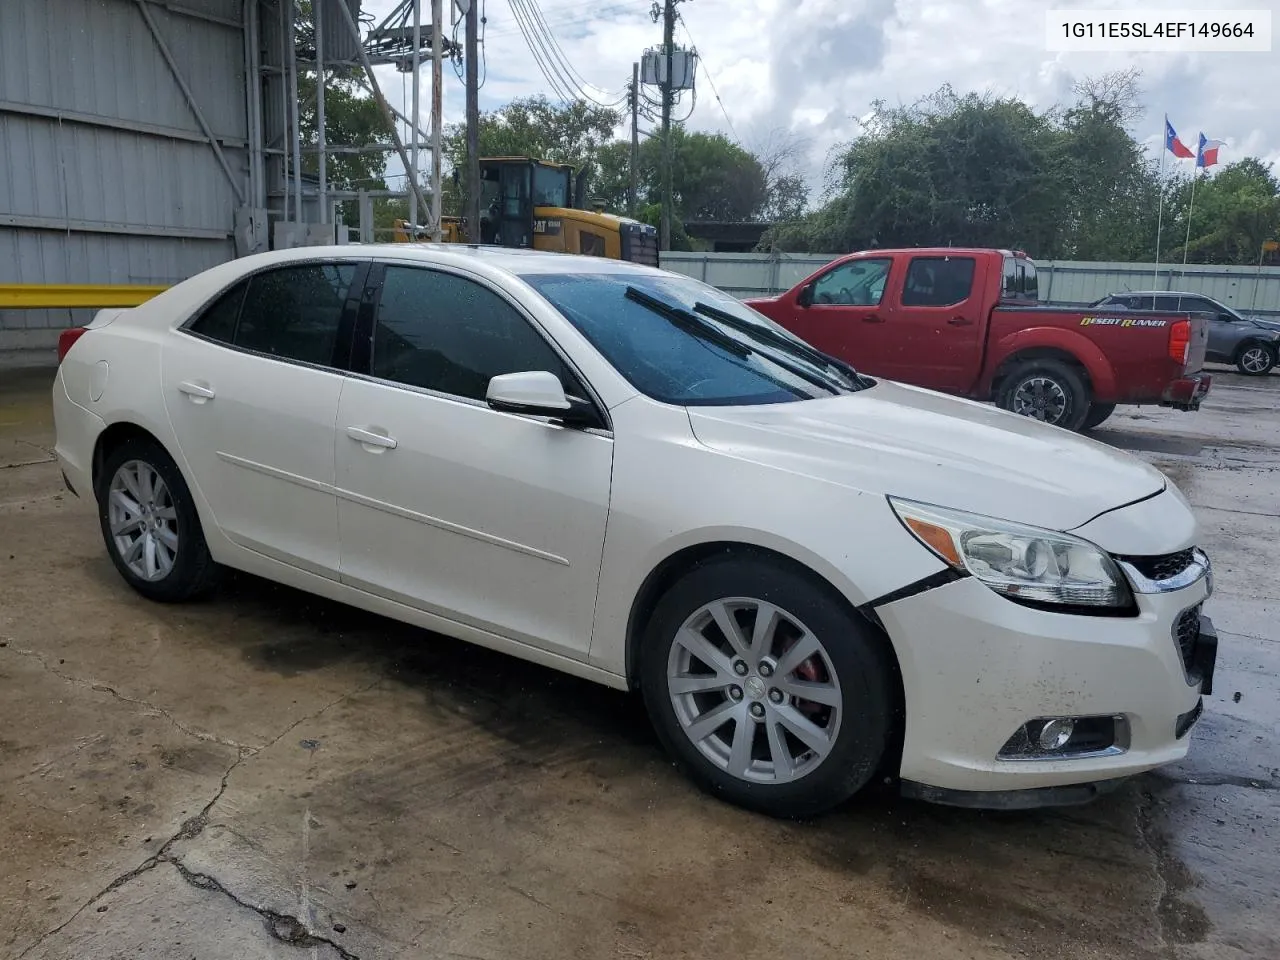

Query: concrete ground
left=1, top=365, right=1276, bottom=960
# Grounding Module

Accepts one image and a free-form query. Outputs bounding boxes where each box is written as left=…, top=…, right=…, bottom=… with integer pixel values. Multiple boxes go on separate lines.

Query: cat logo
left=533, top=218, right=562, bottom=236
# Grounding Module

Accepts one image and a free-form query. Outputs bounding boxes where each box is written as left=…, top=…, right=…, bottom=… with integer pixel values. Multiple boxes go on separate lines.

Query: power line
left=678, top=16, right=736, bottom=141
left=506, top=0, right=629, bottom=106
left=484, top=0, right=645, bottom=38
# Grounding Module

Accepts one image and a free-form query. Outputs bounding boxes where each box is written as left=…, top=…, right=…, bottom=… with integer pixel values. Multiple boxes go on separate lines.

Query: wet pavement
left=1, top=364, right=1276, bottom=960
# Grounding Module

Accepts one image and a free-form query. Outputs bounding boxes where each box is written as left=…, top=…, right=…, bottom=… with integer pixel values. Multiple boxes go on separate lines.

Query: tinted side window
left=1154, top=295, right=1188, bottom=312
left=371, top=267, right=570, bottom=402
left=1020, top=261, right=1038, bottom=300
left=235, top=263, right=357, bottom=365
left=1003, top=257, right=1018, bottom=295
left=189, top=280, right=248, bottom=343
left=812, top=258, right=891, bottom=306
left=902, top=257, right=976, bottom=307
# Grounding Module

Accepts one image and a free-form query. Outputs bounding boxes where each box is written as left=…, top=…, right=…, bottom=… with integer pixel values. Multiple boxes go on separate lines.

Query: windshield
left=521, top=271, right=866, bottom=405
left=533, top=164, right=569, bottom=207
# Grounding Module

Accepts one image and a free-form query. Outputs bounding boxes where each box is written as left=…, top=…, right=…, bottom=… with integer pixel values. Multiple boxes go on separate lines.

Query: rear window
left=902, top=256, right=975, bottom=306
left=1001, top=258, right=1039, bottom=301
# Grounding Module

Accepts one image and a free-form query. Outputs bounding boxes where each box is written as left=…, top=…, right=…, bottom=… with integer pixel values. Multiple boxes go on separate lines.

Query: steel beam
left=0, top=285, right=169, bottom=310
left=134, top=0, right=247, bottom=204
left=0, top=100, right=247, bottom=148
left=1, top=213, right=230, bottom=241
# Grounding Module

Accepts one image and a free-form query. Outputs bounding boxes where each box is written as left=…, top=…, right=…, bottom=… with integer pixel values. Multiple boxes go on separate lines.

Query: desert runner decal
left=1079, top=316, right=1169, bottom=328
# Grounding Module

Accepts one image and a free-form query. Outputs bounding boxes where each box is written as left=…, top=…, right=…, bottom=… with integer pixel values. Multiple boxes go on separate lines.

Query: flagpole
left=1181, top=166, right=1200, bottom=272
left=1154, top=115, right=1167, bottom=288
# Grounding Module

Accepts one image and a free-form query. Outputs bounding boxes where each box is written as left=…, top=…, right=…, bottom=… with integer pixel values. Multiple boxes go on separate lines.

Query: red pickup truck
left=744, top=248, right=1211, bottom=431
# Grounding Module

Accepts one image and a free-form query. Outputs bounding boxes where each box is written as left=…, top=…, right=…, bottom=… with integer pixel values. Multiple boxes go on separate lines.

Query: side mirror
left=797, top=283, right=814, bottom=308
left=486, top=371, right=598, bottom=427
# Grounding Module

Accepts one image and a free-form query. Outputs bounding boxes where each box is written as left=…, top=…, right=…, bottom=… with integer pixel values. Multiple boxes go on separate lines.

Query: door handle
left=177, top=380, right=216, bottom=402
left=861, top=315, right=885, bottom=323
left=346, top=425, right=398, bottom=450
left=947, top=316, right=973, bottom=326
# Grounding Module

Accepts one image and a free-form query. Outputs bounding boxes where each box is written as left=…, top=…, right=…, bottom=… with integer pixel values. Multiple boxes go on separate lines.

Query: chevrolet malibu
left=52, top=246, right=1218, bottom=818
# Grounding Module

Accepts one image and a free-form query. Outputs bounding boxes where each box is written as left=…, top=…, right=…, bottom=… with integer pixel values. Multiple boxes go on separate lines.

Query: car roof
left=226, top=243, right=664, bottom=279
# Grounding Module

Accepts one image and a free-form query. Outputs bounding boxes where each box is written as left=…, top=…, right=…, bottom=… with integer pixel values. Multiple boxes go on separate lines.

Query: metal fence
left=660, top=252, right=1280, bottom=318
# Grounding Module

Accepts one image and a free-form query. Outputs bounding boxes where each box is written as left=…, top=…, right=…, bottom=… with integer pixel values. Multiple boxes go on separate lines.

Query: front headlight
left=889, top=497, right=1133, bottom=610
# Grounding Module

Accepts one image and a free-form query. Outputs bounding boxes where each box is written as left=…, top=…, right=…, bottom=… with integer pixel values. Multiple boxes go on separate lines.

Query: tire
left=997, top=359, right=1091, bottom=431
left=96, top=437, right=221, bottom=602
left=639, top=553, right=894, bottom=819
left=1235, top=342, right=1276, bottom=376
left=1081, top=402, right=1117, bottom=431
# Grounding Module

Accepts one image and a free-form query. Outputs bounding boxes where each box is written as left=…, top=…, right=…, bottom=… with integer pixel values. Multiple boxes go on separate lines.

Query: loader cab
left=478, top=158, right=575, bottom=249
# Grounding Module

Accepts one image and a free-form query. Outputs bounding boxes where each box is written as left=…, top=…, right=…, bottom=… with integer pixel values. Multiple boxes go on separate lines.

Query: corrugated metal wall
left=0, top=0, right=247, bottom=360
left=662, top=253, right=1280, bottom=317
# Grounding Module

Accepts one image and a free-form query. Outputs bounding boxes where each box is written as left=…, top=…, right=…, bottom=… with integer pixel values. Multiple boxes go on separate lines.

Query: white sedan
left=52, top=245, right=1217, bottom=817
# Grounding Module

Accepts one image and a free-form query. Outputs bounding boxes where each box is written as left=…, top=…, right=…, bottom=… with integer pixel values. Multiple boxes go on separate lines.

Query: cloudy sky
left=361, top=0, right=1278, bottom=200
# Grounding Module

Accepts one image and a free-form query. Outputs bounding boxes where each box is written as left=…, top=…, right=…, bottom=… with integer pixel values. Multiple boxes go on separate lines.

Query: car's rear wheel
left=1236, top=343, right=1276, bottom=376
left=1081, top=402, right=1117, bottom=430
left=639, top=554, right=894, bottom=818
left=97, top=438, right=220, bottom=602
left=997, top=360, right=1090, bottom=431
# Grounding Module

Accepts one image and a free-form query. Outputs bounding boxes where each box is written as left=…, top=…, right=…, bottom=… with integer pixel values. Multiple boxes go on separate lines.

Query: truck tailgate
left=1185, top=312, right=1209, bottom=372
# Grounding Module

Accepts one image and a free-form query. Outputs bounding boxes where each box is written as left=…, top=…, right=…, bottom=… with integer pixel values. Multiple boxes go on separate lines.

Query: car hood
left=686, top=381, right=1168, bottom=532
left=1247, top=316, right=1280, bottom=333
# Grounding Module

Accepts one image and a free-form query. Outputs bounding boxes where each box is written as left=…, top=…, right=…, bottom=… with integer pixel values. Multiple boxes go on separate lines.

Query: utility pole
left=629, top=61, right=639, bottom=215
left=431, top=0, right=443, bottom=240
left=409, top=0, right=421, bottom=232
left=316, top=0, right=327, bottom=225
left=659, top=0, right=675, bottom=250
left=465, top=0, right=481, bottom=241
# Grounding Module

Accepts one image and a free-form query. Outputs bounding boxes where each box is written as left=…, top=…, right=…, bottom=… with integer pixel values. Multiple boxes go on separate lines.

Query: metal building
left=1, top=0, right=262, bottom=363
left=0, top=0, right=444, bottom=367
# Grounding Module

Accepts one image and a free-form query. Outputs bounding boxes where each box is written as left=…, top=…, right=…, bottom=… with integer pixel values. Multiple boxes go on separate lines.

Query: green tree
left=1167, top=159, right=1280, bottom=264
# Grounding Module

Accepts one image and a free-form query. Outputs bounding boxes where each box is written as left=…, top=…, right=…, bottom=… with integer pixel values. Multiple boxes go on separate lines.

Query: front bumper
left=1160, top=372, right=1212, bottom=410
left=878, top=568, right=1214, bottom=802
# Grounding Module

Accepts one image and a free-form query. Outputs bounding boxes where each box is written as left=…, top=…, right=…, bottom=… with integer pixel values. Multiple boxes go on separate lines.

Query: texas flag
left=1197, top=133, right=1226, bottom=169
left=1165, top=116, right=1194, bottom=159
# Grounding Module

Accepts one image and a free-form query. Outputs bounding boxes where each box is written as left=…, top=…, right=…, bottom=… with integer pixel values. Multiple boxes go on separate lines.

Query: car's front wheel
left=96, top=437, right=220, bottom=602
left=1236, top=342, right=1276, bottom=376
left=640, top=554, right=895, bottom=818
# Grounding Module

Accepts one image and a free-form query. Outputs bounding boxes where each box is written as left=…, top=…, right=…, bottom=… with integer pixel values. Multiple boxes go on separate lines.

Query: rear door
left=885, top=254, right=984, bottom=391
left=162, top=259, right=367, bottom=577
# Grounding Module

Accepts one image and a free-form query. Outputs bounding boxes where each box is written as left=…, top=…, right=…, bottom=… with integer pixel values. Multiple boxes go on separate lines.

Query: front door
left=161, top=260, right=366, bottom=577
left=785, top=257, right=896, bottom=373
left=335, top=263, right=614, bottom=659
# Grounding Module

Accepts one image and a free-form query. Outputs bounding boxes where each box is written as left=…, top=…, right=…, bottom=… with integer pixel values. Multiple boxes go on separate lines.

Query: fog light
left=1038, top=718, right=1075, bottom=751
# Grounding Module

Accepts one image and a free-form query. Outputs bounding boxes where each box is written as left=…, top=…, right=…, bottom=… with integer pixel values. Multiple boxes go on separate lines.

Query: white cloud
left=360, top=0, right=1279, bottom=192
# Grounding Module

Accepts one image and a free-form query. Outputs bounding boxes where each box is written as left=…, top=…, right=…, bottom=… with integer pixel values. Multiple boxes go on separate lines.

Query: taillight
left=1168, top=319, right=1191, bottom=366
left=57, top=327, right=87, bottom=364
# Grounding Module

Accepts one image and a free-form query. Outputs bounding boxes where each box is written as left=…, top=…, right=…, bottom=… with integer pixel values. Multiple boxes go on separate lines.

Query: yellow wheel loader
left=395, top=157, right=658, bottom=266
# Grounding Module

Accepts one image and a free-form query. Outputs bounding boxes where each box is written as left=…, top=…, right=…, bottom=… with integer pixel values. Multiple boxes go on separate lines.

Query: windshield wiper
left=624, top=286, right=751, bottom=358
left=691, top=301, right=865, bottom=390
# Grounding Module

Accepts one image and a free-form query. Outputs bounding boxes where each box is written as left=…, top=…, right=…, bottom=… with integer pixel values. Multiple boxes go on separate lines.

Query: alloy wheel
left=1011, top=376, right=1068, bottom=423
left=1240, top=346, right=1272, bottom=374
left=107, top=460, right=179, bottom=581
left=666, top=598, right=842, bottom=784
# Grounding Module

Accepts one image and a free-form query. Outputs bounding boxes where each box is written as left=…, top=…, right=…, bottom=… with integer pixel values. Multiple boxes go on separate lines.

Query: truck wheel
left=1236, top=343, right=1276, bottom=376
left=639, top=553, right=894, bottom=819
left=998, top=360, right=1091, bottom=431
left=1081, top=403, right=1117, bottom=430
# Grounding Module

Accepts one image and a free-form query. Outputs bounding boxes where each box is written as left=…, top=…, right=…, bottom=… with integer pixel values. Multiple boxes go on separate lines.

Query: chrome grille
left=1119, top=547, right=1197, bottom=582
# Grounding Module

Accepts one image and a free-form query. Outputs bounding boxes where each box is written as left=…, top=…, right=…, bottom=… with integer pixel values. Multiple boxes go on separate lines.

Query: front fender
left=983, top=327, right=1116, bottom=398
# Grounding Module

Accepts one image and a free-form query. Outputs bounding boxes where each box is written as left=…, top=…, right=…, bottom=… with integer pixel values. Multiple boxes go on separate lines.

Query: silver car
left=1090, top=291, right=1280, bottom=376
